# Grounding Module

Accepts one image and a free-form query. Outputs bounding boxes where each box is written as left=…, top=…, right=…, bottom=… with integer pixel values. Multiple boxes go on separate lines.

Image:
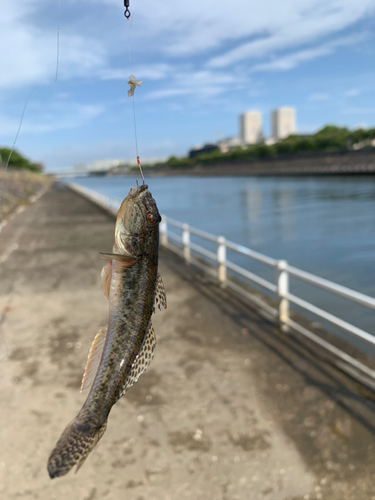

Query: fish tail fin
left=47, top=416, right=107, bottom=479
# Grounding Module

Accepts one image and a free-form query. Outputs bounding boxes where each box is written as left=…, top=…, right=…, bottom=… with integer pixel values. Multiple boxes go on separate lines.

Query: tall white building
left=239, top=111, right=262, bottom=145
left=271, top=108, right=296, bottom=140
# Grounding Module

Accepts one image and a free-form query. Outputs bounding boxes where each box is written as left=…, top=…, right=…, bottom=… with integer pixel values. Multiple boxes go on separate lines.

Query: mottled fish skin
left=47, top=184, right=162, bottom=478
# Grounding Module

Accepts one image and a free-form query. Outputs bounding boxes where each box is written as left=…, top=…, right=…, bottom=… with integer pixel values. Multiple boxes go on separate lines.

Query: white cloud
left=308, top=93, right=331, bottom=102
left=87, top=0, right=375, bottom=69
left=250, top=34, right=368, bottom=72
left=3, top=0, right=375, bottom=90
left=342, top=107, right=375, bottom=115
left=344, top=88, right=361, bottom=97
left=253, top=46, right=333, bottom=72
left=100, top=64, right=173, bottom=81
left=145, top=69, right=246, bottom=101
left=0, top=3, right=108, bottom=89
left=207, top=2, right=374, bottom=68
left=0, top=102, right=105, bottom=137
left=139, top=0, right=375, bottom=60
left=0, top=0, right=372, bottom=118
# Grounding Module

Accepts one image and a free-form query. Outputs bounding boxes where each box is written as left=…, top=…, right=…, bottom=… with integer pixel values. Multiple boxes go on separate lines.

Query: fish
left=47, top=183, right=167, bottom=478
left=127, top=75, right=142, bottom=97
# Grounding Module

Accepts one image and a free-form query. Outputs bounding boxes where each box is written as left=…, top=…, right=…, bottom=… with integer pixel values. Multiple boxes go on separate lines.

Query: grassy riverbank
left=0, top=169, right=52, bottom=219
left=136, top=125, right=375, bottom=172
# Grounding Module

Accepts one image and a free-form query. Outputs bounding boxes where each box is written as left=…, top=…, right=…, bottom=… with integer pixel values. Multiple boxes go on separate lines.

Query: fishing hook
left=124, top=0, right=131, bottom=18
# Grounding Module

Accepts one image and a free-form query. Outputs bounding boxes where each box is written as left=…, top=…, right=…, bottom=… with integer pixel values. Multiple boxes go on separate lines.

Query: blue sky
left=1, top=0, right=375, bottom=171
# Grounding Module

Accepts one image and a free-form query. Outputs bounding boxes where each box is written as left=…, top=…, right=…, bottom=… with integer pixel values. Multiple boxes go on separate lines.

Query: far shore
left=120, top=147, right=375, bottom=177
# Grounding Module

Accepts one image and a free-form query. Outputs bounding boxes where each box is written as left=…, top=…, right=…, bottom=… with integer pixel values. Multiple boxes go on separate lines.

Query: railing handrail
left=163, top=216, right=184, bottom=229
left=162, top=214, right=375, bottom=313
left=158, top=212, right=375, bottom=389
left=189, top=226, right=219, bottom=243
left=286, top=265, right=375, bottom=309
left=286, top=292, right=375, bottom=346
left=225, top=240, right=278, bottom=267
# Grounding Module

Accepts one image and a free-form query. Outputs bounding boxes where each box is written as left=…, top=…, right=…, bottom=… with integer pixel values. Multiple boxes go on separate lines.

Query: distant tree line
left=152, top=125, right=375, bottom=169
left=0, top=148, right=42, bottom=172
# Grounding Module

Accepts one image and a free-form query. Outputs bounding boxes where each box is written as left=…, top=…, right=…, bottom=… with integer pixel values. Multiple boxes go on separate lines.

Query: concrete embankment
left=136, top=148, right=375, bottom=177
left=0, top=183, right=374, bottom=500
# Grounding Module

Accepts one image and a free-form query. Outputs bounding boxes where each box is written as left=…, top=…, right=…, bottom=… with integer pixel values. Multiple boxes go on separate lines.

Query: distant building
left=353, top=138, right=375, bottom=150
left=217, top=136, right=241, bottom=153
left=264, top=137, right=276, bottom=146
left=271, top=108, right=296, bottom=140
left=239, top=111, right=262, bottom=145
left=188, top=144, right=219, bottom=159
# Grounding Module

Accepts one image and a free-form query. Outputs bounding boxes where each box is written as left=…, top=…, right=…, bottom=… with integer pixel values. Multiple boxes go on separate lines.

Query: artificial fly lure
left=127, top=75, right=142, bottom=97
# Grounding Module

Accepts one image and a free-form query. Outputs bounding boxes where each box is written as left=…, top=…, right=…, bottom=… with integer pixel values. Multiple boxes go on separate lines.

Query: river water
left=67, top=174, right=375, bottom=352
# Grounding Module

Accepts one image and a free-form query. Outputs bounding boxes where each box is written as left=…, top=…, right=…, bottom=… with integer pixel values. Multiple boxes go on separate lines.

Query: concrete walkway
left=0, top=183, right=374, bottom=500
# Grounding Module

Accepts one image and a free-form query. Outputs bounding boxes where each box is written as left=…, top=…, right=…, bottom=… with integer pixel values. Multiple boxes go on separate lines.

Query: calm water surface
left=68, top=175, right=375, bottom=349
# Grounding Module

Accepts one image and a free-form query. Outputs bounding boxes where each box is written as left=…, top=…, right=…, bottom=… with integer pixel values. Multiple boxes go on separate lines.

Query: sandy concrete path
left=0, top=183, right=374, bottom=500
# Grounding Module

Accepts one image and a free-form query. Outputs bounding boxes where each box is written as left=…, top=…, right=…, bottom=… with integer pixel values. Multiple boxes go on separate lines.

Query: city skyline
left=1, top=1, right=375, bottom=170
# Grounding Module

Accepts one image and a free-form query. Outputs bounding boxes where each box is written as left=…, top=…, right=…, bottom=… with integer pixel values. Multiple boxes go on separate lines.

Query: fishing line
left=125, top=8, right=145, bottom=184
left=0, top=0, right=61, bottom=233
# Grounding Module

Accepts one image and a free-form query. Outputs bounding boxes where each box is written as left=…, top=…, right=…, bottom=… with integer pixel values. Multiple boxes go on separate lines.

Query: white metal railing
left=66, top=183, right=375, bottom=389
left=67, top=183, right=121, bottom=214
left=160, top=214, right=375, bottom=388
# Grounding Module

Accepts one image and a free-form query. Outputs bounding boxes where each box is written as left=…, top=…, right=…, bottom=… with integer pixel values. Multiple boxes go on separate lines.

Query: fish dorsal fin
left=115, top=322, right=156, bottom=402
left=80, top=326, right=108, bottom=392
left=154, top=272, right=167, bottom=313
left=101, top=261, right=112, bottom=299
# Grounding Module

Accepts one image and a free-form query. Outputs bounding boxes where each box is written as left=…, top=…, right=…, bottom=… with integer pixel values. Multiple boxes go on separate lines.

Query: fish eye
left=146, top=212, right=158, bottom=225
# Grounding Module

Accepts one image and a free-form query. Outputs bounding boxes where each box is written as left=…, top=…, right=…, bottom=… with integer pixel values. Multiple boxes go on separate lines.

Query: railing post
left=217, top=236, right=227, bottom=287
left=277, top=260, right=289, bottom=332
left=182, top=224, right=190, bottom=263
left=160, top=218, right=168, bottom=247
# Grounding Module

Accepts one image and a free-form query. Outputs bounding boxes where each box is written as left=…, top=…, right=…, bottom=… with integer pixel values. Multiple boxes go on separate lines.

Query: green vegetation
left=0, top=148, right=42, bottom=172
left=152, top=125, right=375, bottom=169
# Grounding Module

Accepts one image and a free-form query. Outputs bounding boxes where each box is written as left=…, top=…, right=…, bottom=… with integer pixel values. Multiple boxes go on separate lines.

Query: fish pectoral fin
left=115, top=322, right=156, bottom=402
left=100, top=261, right=112, bottom=299
left=153, top=272, right=167, bottom=313
left=80, top=326, right=108, bottom=392
left=99, top=252, right=138, bottom=266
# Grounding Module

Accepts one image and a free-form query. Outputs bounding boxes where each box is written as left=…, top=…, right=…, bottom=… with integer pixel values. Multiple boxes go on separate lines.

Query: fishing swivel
left=124, top=0, right=131, bottom=18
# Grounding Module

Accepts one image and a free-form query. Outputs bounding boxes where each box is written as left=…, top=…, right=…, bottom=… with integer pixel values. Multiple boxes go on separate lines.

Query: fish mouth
left=128, top=184, right=148, bottom=199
